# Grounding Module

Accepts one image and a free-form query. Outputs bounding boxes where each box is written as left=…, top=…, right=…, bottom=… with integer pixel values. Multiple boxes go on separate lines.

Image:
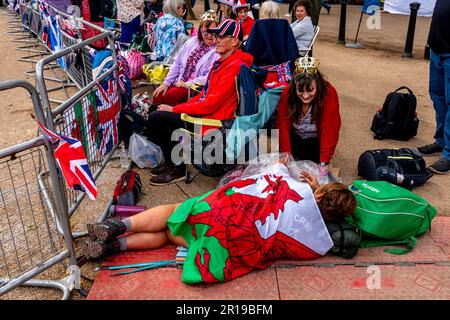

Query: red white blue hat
left=233, top=0, right=250, bottom=13
left=206, top=19, right=243, bottom=41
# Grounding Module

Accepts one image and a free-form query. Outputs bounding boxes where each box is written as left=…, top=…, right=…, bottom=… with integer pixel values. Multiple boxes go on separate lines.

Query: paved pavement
left=86, top=2, right=450, bottom=301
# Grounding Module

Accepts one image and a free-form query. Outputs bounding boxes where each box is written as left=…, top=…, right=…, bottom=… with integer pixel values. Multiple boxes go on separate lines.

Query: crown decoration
left=294, top=55, right=320, bottom=75
left=201, top=10, right=219, bottom=22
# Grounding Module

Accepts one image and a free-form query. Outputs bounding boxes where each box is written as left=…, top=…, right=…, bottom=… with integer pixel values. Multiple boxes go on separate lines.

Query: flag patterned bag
left=127, top=49, right=146, bottom=80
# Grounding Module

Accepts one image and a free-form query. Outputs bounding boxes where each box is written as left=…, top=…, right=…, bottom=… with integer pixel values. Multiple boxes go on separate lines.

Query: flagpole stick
left=345, top=9, right=364, bottom=49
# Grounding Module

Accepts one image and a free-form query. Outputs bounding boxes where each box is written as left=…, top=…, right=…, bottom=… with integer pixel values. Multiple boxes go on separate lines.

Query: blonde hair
left=315, top=183, right=357, bottom=221
left=163, top=0, right=185, bottom=17
left=260, top=1, right=281, bottom=19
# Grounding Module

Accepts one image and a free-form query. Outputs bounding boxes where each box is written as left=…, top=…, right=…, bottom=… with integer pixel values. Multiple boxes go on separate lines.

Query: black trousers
left=290, top=132, right=320, bottom=164
left=146, top=111, right=186, bottom=167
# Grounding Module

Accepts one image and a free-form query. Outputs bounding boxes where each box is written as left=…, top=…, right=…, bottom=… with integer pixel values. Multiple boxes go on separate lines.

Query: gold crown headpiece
left=200, top=10, right=219, bottom=22
left=294, top=55, right=320, bottom=76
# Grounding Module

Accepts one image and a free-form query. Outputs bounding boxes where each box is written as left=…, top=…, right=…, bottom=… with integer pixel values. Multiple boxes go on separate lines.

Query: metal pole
left=338, top=0, right=349, bottom=45
left=402, top=2, right=421, bottom=58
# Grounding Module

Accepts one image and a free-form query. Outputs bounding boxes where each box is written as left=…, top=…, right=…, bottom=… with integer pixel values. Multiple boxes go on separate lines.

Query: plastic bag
left=128, top=133, right=164, bottom=168
left=217, top=152, right=341, bottom=188
left=143, top=63, right=169, bottom=85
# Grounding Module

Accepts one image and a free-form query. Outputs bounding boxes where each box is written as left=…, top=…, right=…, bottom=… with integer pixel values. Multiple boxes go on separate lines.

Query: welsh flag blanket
left=168, top=164, right=333, bottom=284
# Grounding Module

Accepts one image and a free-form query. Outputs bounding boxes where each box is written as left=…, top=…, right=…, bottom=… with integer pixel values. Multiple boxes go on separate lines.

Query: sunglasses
left=295, top=66, right=318, bottom=76
left=212, top=35, right=234, bottom=41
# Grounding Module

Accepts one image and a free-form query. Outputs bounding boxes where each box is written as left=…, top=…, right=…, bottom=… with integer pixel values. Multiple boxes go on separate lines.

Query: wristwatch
left=320, top=162, right=329, bottom=166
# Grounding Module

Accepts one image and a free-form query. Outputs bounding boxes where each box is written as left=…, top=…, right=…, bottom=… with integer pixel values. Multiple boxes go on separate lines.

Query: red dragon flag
left=168, top=163, right=333, bottom=283
left=33, top=115, right=97, bottom=200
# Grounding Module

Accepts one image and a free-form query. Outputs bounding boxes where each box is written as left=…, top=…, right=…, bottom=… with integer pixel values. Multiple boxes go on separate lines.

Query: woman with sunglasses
left=153, top=10, right=220, bottom=106
left=276, top=55, right=341, bottom=177
left=153, top=0, right=186, bottom=61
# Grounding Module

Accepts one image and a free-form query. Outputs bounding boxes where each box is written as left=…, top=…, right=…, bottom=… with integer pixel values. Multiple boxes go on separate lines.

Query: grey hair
left=163, top=0, right=185, bottom=17
left=260, top=1, right=281, bottom=19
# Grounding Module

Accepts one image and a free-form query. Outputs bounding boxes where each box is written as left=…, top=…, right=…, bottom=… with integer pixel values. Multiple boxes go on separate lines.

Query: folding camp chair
left=304, top=25, right=320, bottom=57
left=178, top=19, right=300, bottom=183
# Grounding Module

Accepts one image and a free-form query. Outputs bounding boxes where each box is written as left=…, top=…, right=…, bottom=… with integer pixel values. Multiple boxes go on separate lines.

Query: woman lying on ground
left=82, top=155, right=356, bottom=283
left=152, top=10, right=220, bottom=106
left=277, top=55, right=341, bottom=178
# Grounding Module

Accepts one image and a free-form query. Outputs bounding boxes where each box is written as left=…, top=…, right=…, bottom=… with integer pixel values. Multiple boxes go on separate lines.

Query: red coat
left=276, top=83, right=341, bottom=163
left=236, top=16, right=255, bottom=37
left=173, top=50, right=253, bottom=128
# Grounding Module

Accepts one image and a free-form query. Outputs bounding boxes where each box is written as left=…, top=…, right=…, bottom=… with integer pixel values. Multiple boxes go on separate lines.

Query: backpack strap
left=360, top=236, right=417, bottom=255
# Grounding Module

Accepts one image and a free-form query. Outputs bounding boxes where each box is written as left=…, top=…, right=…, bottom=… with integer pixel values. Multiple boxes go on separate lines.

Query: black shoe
left=418, top=142, right=443, bottom=156
left=149, top=166, right=185, bottom=186
left=326, top=7, right=331, bottom=14
left=82, top=239, right=121, bottom=260
left=87, top=218, right=127, bottom=242
left=428, top=157, right=450, bottom=175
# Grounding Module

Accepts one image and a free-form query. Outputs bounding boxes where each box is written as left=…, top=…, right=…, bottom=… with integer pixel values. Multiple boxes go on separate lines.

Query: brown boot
left=149, top=165, right=185, bottom=186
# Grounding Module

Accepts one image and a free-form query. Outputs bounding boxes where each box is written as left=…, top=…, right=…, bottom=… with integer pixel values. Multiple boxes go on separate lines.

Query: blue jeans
left=429, top=50, right=450, bottom=160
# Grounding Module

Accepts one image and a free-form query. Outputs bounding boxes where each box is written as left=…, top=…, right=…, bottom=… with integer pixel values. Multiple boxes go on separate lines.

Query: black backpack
left=370, top=86, right=419, bottom=141
left=358, top=148, right=433, bottom=189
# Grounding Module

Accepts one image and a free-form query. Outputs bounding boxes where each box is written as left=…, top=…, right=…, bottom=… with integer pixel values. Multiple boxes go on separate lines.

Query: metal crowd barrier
left=0, top=80, right=79, bottom=299
left=35, top=29, right=120, bottom=238
left=1, top=1, right=122, bottom=298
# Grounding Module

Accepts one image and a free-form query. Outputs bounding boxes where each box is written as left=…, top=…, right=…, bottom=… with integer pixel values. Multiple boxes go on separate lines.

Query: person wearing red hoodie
left=146, top=19, right=254, bottom=185
left=276, top=55, right=341, bottom=178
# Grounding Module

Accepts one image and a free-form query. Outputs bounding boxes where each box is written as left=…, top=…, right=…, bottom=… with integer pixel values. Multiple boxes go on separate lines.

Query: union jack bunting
left=33, top=116, right=97, bottom=200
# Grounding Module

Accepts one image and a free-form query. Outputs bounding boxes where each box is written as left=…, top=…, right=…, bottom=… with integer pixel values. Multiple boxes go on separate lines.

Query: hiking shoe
left=418, top=142, right=443, bottom=156
left=82, top=239, right=120, bottom=260
left=428, top=157, right=450, bottom=175
left=87, top=218, right=127, bottom=242
left=149, top=165, right=185, bottom=186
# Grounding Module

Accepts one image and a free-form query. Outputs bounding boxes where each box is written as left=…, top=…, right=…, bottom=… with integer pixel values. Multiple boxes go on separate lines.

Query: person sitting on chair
left=233, top=0, right=254, bottom=42
left=152, top=10, right=220, bottom=106
left=277, top=55, right=341, bottom=178
left=82, top=155, right=356, bottom=283
left=290, top=0, right=315, bottom=57
left=145, top=19, right=253, bottom=185
left=153, top=0, right=186, bottom=61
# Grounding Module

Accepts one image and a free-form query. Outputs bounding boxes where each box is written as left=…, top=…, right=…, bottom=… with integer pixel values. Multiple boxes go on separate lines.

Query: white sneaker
left=284, top=13, right=291, bottom=17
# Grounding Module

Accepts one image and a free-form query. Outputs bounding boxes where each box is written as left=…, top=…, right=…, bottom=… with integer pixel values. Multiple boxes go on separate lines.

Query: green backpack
left=346, top=180, right=436, bottom=254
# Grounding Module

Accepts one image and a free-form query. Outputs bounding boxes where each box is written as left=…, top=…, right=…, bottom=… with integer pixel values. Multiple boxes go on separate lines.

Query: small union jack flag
left=33, top=115, right=97, bottom=200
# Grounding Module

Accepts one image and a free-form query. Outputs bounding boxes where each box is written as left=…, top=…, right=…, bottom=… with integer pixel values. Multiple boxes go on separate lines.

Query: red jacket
left=236, top=16, right=255, bottom=37
left=173, top=49, right=253, bottom=123
left=276, top=83, right=341, bottom=163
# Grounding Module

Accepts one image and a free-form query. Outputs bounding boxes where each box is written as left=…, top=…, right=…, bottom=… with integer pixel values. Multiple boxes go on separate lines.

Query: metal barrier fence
left=0, top=1, right=121, bottom=299
left=36, top=31, right=120, bottom=237
left=0, top=80, right=79, bottom=299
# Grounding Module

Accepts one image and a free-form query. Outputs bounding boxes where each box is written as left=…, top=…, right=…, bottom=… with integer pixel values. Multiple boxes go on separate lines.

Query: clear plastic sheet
left=218, top=152, right=342, bottom=188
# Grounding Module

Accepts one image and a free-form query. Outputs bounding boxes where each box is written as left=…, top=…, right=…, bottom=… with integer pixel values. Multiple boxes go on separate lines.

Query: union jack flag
left=33, top=116, right=97, bottom=200
left=95, top=78, right=120, bottom=157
